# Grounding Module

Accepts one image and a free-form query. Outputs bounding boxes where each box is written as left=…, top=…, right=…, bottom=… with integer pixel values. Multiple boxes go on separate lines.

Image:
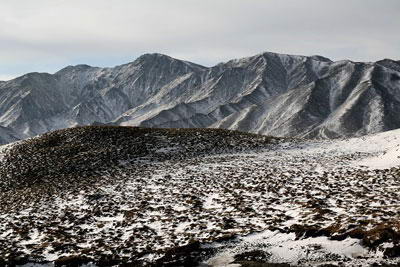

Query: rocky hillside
left=0, top=126, right=400, bottom=266
left=0, top=52, right=399, bottom=144
left=0, top=126, right=276, bottom=208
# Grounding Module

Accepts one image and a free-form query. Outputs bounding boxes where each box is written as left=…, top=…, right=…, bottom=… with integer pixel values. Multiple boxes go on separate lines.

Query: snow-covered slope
left=0, top=52, right=399, bottom=143
left=350, top=129, right=400, bottom=169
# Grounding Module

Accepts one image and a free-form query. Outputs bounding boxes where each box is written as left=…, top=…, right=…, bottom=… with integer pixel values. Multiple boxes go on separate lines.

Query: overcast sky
left=1, top=0, right=399, bottom=80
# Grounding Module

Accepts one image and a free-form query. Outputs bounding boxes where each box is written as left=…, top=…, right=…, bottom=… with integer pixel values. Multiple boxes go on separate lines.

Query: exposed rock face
left=0, top=52, right=399, bottom=144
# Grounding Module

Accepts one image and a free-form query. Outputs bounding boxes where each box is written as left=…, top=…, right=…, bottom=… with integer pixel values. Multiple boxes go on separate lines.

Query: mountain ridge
left=0, top=51, right=399, bottom=144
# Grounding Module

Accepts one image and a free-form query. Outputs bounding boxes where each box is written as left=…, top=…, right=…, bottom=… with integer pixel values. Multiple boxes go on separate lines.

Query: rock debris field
left=0, top=126, right=399, bottom=266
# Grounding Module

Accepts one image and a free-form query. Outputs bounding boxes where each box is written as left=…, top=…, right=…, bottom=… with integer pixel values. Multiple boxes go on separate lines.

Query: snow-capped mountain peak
left=0, top=51, right=399, bottom=144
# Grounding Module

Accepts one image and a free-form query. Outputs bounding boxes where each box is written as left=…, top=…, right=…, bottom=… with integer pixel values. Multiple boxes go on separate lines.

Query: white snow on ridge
left=345, top=128, right=400, bottom=169
left=358, top=145, right=400, bottom=170
left=277, top=128, right=400, bottom=170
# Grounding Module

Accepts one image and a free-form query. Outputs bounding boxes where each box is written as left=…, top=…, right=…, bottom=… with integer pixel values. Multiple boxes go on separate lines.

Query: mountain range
left=0, top=51, right=399, bottom=144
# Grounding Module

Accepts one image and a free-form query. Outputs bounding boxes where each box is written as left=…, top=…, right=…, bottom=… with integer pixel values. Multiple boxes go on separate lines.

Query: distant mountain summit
left=0, top=51, right=399, bottom=144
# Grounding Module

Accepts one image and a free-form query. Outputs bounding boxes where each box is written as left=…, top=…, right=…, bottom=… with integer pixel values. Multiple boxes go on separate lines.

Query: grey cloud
left=0, top=0, right=399, bottom=79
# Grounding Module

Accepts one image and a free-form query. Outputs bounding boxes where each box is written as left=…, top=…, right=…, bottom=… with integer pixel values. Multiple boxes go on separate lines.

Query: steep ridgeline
left=0, top=52, right=399, bottom=144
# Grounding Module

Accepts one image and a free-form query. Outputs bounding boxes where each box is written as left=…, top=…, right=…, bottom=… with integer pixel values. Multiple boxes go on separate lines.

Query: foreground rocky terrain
left=0, top=51, right=400, bottom=145
left=0, top=126, right=399, bottom=266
